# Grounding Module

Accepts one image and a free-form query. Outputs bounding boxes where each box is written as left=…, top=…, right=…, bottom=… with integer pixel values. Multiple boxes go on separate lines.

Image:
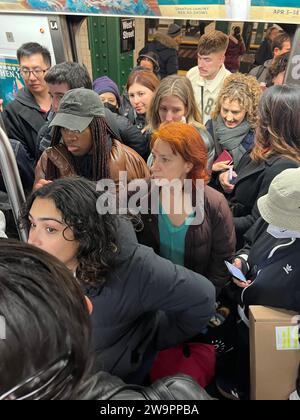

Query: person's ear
left=185, top=161, right=193, bottom=175
left=220, top=53, right=226, bottom=64
left=85, top=296, right=93, bottom=315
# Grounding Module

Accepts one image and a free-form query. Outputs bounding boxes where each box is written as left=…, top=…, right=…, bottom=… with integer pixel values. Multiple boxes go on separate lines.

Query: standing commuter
left=187, top=31, right=231, bottom=124
left=3, top=42, right=52, bottom=160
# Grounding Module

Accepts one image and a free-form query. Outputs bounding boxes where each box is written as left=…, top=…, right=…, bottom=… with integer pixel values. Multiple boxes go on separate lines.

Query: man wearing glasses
left=2, top=42, right=52, bottom=161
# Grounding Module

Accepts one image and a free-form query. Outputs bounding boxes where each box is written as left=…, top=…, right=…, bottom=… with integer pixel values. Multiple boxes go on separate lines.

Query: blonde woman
left=207, top=72, right=261, bottom=172
left=147, top=75, right=215, bottom=166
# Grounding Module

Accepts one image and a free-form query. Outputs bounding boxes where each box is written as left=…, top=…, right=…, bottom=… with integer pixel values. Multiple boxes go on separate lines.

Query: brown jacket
left=136, top=185, right=236, bottom=295
left=34, top=140, right=150, bottom=187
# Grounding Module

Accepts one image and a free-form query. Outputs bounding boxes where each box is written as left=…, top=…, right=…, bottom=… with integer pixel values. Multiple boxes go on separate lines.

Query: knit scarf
left=215, top=115, right=251, bottom=166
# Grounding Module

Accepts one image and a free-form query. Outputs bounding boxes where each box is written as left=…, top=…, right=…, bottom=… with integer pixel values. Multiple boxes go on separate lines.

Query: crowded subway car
left=0, top=2, right=300, bottom=401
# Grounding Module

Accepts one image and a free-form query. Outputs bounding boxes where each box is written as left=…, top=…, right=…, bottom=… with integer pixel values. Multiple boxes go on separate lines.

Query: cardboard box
left=249, top=306, right=300, bottom=400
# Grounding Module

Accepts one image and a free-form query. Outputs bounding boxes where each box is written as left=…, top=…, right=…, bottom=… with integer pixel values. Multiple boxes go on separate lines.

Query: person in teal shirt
left=137, top=122, right=236, bottom=296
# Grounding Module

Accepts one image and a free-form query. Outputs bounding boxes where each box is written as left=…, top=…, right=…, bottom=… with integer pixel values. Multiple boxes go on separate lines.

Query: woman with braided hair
left=34, top=88, right=149, bottom=189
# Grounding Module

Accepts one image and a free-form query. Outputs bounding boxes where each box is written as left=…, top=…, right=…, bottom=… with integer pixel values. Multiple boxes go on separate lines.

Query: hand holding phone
left=228, top=167, right=237, bottom=185
left=224, top=261, right=247, bottom=283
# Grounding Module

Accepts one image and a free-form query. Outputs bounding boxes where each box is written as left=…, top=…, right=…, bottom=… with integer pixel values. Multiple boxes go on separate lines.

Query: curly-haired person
left=206, top=72, right=262, bottom=174
left=22, top=176, right=215, bottom=385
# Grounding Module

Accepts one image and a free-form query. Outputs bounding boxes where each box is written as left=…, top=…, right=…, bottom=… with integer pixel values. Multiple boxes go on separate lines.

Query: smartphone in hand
left=228, top=167, right=237, bottom=185
left=224, top=261, right=247, bottom=283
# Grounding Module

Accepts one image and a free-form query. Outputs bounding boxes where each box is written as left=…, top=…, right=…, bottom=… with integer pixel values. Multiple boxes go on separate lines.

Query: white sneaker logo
left=283, top=264, right=293, bottom=274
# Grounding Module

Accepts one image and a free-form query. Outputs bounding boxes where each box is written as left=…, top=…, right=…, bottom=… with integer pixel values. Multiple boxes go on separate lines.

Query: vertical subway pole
left=285, top=25, right=300, bottom=86
left=0, top=126, right=27, bottom=242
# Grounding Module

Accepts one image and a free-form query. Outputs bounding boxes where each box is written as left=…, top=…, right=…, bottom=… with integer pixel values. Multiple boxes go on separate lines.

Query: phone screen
left=224, top=261, right=247, bottom=283
left=228, top=167, right=237, bottom=185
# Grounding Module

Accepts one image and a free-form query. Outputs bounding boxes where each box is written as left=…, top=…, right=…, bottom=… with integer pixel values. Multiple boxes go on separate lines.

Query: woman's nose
left=151, top=159, right=159, bottom=171
left=131, top=96, right=139, bottom=105
left=28, top=230, right=41, bottom=247
left=226, top=112, right=233, bottom=121
left=165, top=111, right=174, bottom=122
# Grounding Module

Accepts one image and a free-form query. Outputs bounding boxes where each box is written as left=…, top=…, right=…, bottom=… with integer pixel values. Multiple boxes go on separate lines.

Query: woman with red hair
left=136, top=122, right=236, bottom=296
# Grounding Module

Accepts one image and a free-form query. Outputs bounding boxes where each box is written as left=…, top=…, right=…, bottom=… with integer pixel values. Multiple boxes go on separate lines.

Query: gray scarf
left=215, top=115, right=251, bottom=166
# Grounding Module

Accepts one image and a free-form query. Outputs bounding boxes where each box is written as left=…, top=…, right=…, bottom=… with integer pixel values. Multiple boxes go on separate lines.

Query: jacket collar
left=195, top=65, right=230, bottom=92
left=15, top=87, right=41, bottom=111
left=153, top=32, right=178, bottom=50
left=235, top=154, right=288, bottom=184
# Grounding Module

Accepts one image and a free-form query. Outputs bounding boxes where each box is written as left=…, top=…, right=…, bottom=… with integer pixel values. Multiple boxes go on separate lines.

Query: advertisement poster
left=157, top=0, right=226, bottom=19
left=0, top=0, right=226, bottom=19
left=0, top=57, right=24, bottom=108
left=250, top=0, right=300, bottom=23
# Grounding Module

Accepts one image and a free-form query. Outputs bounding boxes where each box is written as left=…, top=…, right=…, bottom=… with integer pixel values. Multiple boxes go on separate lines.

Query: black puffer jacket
left=104, top=108, right=149, bottom=160
left=228, top=151, right=299, bottom=247
left=140, top=32, right=179, bottom=78
left=86, top=217, right=215, bottom=380
left=3, top=88, right=49, bottom=160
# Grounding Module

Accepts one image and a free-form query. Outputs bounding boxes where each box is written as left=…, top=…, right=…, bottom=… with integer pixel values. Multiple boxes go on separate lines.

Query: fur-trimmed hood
left=152, top=31, right=178, bottom=50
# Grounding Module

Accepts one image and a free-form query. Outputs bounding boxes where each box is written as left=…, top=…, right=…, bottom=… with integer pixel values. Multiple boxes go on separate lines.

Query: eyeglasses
left=61, top=127, right=81, bottom=135
left=20, top=67, right=49, bottom=79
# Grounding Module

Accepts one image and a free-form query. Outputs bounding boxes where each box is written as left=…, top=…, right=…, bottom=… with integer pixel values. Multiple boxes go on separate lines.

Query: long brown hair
left=147, top=75, right=204, bottom=132
left=251, top=85, right=300, bottom=163
left=126, top=69, right=160, bottom=93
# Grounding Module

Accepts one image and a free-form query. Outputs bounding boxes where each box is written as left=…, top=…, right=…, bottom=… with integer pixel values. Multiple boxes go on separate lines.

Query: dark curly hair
left=20, top=177, right=119, bottom=288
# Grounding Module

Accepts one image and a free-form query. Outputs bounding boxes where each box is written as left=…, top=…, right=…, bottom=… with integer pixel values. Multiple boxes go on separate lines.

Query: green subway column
left=88, top=16, right=134, bottom=93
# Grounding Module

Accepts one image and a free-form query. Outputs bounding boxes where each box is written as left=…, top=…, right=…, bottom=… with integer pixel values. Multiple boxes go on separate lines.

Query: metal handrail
left=0, top=126, right=28, bottom=242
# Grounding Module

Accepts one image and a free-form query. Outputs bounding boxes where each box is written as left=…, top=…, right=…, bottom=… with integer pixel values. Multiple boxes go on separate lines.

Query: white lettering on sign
left=122, top=21, right=133, bottom=30
left=123, top=30, right=135, bottom=40
left=50, top=21, right=58, bottom=30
